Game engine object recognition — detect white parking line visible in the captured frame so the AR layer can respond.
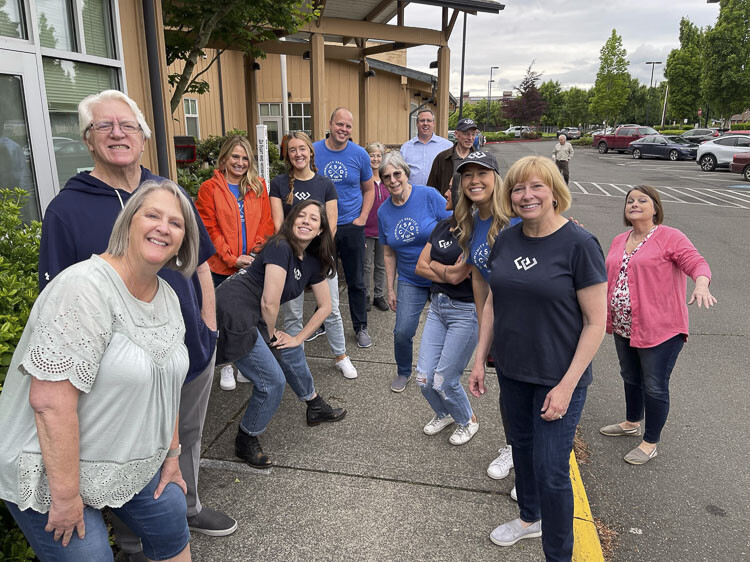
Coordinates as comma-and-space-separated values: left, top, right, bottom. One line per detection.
704, 189, 750, 208
573, 181, 588, 194
653, 187, 689, 203
608, 183, 628, 194
678, 176, 737, 182
590, 182, 610, 195
658, 186, 716, 205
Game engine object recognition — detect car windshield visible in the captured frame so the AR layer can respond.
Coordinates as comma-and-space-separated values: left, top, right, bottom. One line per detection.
639, 127, 659, 135
667, 136, 690, 145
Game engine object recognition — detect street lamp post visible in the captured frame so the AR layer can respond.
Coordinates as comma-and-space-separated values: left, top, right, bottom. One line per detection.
645, 61, 662, 126
487, 66, 498, 132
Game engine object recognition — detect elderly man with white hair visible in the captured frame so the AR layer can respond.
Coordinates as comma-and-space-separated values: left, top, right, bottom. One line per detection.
552, 134, 574, 184
38, 90, 237, 558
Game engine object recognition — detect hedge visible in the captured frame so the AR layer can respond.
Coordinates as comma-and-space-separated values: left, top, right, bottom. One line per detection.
731, 123, 750, 130
570, 136, 592, 146
655, 124, 694, 131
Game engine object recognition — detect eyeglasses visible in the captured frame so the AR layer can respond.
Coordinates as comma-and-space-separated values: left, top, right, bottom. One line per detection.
382, 170, 405, 182
88, 120, 142, 135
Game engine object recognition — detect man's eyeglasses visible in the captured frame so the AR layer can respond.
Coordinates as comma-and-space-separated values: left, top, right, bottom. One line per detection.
88, 121, 142, 135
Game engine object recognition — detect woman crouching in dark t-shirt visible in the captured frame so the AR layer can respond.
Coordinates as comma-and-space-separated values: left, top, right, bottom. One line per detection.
468, 156, 607, 560
216, 200, 346, 468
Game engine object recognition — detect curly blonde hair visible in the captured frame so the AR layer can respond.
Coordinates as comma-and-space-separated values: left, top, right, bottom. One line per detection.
454, 168, 508, 255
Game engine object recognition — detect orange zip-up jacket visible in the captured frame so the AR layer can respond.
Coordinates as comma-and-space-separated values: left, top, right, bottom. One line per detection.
196, 169, 275, 276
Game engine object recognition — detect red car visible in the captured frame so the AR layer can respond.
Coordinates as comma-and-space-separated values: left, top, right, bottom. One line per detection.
730, 152, 750, 182
593, 125, 659, 154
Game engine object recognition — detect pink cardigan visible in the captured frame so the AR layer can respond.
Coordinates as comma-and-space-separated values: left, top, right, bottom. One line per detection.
605, 225, 712, 348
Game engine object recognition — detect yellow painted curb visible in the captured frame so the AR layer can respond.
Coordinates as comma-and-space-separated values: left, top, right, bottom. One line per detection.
570, 451, 604, 562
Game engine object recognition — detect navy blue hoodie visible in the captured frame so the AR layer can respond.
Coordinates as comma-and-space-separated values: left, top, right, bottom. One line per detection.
38, 167, 217, 384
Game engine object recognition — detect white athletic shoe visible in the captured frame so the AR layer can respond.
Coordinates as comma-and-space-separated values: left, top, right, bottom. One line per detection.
423, 414, 455, 436
219, 365, 236, 391
487, 445, 514, 480
510, 486, 517, 501
236, 371, 252, 384
335, 356, 358, 379
449, 420, 479, 445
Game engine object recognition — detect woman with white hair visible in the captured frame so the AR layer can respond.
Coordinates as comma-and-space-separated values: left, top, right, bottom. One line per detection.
37, 90, 237, 552
1, 181, 199, 561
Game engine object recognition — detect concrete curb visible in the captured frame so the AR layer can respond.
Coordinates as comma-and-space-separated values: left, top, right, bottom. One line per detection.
571, 451, 605, 561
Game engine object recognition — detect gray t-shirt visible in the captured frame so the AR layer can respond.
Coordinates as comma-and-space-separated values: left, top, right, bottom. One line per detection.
0, 255, 188, 512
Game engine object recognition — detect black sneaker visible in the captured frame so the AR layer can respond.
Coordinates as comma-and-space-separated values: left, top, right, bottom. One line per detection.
235, 428, 272, 469
373, 296, 389, 311
187, 506, 238, 537
306, 324, 326, 342
306, 396, 347, 426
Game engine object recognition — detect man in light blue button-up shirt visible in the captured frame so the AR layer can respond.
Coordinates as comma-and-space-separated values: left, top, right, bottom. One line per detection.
399, 108, 452, 187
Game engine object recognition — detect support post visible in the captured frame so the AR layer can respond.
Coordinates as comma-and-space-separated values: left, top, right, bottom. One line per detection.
244, 55, 260, 146
359, 59, 370, 145
310, 33, 326, 141
436, 45, 450, 137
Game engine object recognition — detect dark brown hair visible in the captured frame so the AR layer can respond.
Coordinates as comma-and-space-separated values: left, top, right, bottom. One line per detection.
623, 185, 664, 227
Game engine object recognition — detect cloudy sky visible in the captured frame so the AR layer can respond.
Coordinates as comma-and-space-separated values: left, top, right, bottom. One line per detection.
399, 0, 720, 96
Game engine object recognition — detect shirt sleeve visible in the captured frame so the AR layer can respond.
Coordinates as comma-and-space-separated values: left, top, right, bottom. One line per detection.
263, 239, 292, 272
572, 234, 608, 290
20, 269, 114, 393
378, 208, 388, 246
359, 150, 373, 183
665, 229, 712, 281
428, 186, 452, 222
269, 176, 283, 199
322, 176, 338, 201
38, 205, 78, 292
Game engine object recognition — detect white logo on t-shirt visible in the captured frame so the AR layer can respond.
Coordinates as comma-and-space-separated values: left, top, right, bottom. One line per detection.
322, 160, 348, 182
473, 242, 489, 271
294, 267, 302, 280
394, 217, 419, 242
514, 256, 538, 271
438, 239, 453, 249
295, 191, 311, 201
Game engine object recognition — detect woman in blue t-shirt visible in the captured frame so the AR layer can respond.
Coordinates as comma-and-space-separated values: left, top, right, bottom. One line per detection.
468, 156, 607, 559
215, 201, 347, 469
377, 151, 451, 393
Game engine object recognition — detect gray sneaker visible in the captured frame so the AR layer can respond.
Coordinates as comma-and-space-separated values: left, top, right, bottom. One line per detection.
490, 518, 542, 547
390, 375, 410, 393
356, 328, 372, 348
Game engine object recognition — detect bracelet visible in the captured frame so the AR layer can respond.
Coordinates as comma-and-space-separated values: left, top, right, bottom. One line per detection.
166, 444, 182, 458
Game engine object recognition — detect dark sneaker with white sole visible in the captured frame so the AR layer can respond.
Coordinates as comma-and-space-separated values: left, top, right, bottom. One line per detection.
187, 507, 238, 537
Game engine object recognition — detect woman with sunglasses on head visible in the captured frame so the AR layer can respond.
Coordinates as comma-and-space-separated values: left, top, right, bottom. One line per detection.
216, 200, 346, 469
269, 132, 357, 380
363, 142, 390, 312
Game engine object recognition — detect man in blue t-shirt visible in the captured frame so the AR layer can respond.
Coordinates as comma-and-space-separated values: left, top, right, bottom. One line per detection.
313, 107, 375, 348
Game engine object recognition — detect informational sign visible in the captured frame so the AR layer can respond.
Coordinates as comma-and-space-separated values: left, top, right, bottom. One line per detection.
256, 124, 270, 191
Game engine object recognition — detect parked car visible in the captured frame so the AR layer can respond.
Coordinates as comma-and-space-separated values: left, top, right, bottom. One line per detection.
447, 130, 456, 142
626, 135, 698, 161
556, 127, 581, 140
503, 125, 530, 136
592, 125, 659, 153
729, 152, 750, 182
680, 128, 720, 144
696, 134, 750, 171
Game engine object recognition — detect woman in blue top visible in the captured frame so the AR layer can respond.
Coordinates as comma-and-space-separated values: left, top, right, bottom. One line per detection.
377, 151, 451, 393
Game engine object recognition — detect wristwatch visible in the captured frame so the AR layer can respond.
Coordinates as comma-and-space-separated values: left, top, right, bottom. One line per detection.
166, 444, 182, 458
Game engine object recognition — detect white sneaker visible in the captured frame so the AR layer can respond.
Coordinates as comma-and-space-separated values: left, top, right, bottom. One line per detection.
423, 414, 455, 436
220, 365, 236, 391
335, 356, 358, 379
510, 486, 517, 501
449, 420, 479, 445
487, 445, 514, 480
236, 371, 252, 384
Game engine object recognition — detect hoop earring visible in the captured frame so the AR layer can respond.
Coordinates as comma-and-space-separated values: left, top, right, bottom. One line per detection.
553, 200, 558, 209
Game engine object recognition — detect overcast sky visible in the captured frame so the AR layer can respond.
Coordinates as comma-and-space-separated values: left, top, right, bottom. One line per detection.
399, 0, 720, 96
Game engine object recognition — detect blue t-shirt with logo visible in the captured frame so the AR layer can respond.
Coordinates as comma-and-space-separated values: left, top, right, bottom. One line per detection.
227, 183, 247, 254
269, 173, 338, 218
313, 140, 373, 225
378, 184, 451, 287
466, 214, 522, 282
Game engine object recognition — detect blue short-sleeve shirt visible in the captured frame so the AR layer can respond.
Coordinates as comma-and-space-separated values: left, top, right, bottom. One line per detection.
313, 140, 373, 225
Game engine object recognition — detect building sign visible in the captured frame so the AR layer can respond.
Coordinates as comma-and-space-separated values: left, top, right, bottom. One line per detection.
256, 124, 270, 190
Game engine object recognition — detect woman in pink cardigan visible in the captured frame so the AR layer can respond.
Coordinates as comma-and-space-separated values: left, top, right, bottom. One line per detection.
599, 185, 716, 465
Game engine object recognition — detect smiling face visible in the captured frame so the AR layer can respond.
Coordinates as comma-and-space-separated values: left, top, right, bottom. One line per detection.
460, 163, 495, 207
222, 144, 249, 184
369, 149, 383, 172
129, 190, 185, 269
287, 138, 311, 173
381, 163, 409, 199
292, 203, 323, 244
85, 100, 145, 170
329, 109, 353, 148
416, 111, 435, 140
510, 175, 556, 222
624, 190, 656, 225
455, 128, 477, 150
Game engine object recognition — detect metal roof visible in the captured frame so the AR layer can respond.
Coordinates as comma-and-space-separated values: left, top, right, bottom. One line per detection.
320, 0, 503, 25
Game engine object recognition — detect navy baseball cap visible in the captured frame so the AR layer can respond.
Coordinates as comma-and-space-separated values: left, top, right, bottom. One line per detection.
456, 118, 479, 132
456, 151, 499, 174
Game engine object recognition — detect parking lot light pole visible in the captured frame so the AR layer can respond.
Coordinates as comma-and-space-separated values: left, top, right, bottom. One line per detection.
487, 66, 498, 132
645, 61, 662, 125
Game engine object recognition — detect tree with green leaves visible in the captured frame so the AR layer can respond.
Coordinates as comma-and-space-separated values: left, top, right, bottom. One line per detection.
163, 0, 317, 114
665, 18, 704, 124
561, 87, 592, 127
589, 29, 631, 125
701, 0, 750, 122
539, 80, 564, 127
504, 62, 547, 126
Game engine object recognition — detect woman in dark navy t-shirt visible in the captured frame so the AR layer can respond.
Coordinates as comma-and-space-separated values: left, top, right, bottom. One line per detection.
468, 156, 607, 560
216, 201, 346, 469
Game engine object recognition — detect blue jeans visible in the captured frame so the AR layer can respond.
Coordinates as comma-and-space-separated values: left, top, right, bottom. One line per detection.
613, 333, 684, 444
281, 273, 347, 356
499, 373, 587, 562
416, 293, 478, 426
236, 330, 316, 436
393, 282, 430, 378
7, 469, 188, 561
335, 222, 367, 332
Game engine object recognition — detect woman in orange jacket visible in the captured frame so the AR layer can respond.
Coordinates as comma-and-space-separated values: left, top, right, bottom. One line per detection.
196, 135, 274, 390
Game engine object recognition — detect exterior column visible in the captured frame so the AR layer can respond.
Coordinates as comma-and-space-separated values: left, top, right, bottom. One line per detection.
244, 55, 260, 146
436, 45, 450, 137
359, 58, 370, 145
310, 33, 326, 141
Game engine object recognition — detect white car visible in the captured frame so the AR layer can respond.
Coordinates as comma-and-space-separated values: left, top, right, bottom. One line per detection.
503, 126, 530, 136
696, 134, 750, 171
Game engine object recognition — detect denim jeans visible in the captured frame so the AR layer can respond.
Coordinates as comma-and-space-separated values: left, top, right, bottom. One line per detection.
613, 333, 684, 444
364, 236, 385, 300
7, 469, 189, 561
281, 273, 347, 356
416, 293, 478, 426
335, 222, 368, 332
393, 282, 431, 378
499, 373, 587, 562
236, 330, 316, 435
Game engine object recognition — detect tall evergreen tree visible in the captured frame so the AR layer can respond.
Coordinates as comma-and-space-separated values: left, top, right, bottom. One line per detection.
589, 29, 631, 125
665, 18, 704, 124
540, 80, 564, 127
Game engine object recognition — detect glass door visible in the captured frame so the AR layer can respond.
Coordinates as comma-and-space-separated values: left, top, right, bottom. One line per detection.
260, 116, 281, 147
0, 52, 55, 220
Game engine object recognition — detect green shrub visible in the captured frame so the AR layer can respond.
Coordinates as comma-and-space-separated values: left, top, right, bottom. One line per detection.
658, 130, 686, 136
731, 122, 750, 130
521, 131, 540, 140
484, 132, 515, 142
570, 136, 592, 146
176, 167, 214, 199
0, 501, 34, 560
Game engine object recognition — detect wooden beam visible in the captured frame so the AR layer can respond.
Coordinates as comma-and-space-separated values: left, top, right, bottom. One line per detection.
244, 55, 260, 147
365, 0, 392, 22
445, 9, 459, 39
309, 33, 326, 142
359, 59, 369, 144
397, 1, 406, 26
253, 40, 362, 60
361, 41, 407, 57
436, 45, 450, 137
442, 7, 448, 30
301, 16, 445, 46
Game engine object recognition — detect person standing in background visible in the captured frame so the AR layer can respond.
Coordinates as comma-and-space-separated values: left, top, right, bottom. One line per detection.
400, 108, 452, 187
427, 118, 479, 197
364, 142, 390, 312
552, 134, 574, 185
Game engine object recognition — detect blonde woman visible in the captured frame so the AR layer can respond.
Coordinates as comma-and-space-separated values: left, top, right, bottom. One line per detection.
196, 135, 274, 390
269, 132, 357, 380
364, 142, 389, 312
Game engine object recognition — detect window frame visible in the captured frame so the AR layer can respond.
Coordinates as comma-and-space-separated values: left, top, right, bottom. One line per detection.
183, 97, 200, 140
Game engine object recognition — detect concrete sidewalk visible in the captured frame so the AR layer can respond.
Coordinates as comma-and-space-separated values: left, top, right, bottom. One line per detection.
190, 291, 599, 561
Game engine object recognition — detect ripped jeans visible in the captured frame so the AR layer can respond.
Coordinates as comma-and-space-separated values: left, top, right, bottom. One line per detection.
415, 292, 478, 426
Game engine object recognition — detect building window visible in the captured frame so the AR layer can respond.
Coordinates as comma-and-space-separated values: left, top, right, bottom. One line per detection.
82, 0, 115, 58
260, 102, 311, 136
0, 0, 27, 39
37, 0, 76, 51
184, 98, 199, 139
